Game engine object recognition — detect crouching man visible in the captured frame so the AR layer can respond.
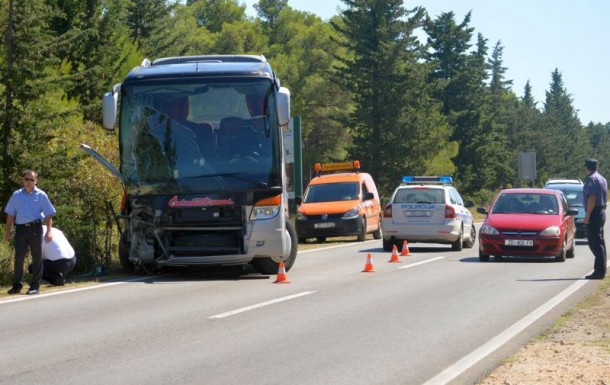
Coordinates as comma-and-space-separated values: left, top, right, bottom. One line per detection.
29, 226, 76, 286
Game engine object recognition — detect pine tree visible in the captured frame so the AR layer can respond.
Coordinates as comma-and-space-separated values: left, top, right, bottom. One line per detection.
333, 0, 452, 193
47, 0, 139, 123
127, 0, 183, 56
254, 0, 288, 44
188, 0, 246, 33
542, 68, 590, 178
424, 12, 490, 192
489, 40, 512, 94
0, 0, 61, 203
521, 80, 536, 108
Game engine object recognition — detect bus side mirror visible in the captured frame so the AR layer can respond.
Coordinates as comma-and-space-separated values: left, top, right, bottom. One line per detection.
102, 84, 121, 130
276, 86, 290, 126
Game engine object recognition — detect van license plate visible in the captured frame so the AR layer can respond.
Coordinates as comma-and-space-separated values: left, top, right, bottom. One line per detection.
315, 222, 335, 229
505, 239, 533, 246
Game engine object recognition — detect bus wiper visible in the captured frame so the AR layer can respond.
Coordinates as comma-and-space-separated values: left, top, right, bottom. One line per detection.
185, 172, 270, 188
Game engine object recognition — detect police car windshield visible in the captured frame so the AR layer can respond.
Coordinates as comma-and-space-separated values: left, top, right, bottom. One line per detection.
304, 182, 360, 203
393, 189, 445, 204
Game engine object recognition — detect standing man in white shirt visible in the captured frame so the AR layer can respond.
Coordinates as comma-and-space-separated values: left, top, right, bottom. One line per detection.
28, 226, 76, 286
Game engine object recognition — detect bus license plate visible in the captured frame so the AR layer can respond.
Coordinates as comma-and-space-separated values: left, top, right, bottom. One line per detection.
505, 239, 533, 246
315, 222, 335, 229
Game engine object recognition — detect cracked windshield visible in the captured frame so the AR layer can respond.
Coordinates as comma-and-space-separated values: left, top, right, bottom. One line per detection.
119, 78, 281, 194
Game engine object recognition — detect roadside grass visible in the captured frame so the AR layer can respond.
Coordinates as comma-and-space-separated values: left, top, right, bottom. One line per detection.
535, 278, 610, 347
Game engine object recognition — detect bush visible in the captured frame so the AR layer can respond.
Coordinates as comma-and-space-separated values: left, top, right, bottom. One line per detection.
0, 241, 14, 287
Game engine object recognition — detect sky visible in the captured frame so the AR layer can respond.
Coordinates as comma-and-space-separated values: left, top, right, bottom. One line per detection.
241, 0, 609, 124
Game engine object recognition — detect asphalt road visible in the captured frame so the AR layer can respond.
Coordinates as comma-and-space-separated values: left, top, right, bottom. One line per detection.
0, 225, 605, 385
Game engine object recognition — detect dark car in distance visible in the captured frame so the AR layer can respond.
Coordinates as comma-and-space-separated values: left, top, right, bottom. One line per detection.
544, 182, 586, 242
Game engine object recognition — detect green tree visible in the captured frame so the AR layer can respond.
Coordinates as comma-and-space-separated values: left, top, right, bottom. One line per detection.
542, 69, 590, 179
188, 0, 246, 33
0, 0, 59, 203
489, 40, 512, 94
424, 12, 492, 193
586, 122, 610, 168
163, 3, 215, 56
51, 0, 138, 122
521, 80, 536, 108
127, 0, 183, 56
505, 81, 545, 186
213, 19, 268, 53
266, 10, 350, 182
332, 0, 452, 194
481, 40, 518, 188
254, 0, 288, 44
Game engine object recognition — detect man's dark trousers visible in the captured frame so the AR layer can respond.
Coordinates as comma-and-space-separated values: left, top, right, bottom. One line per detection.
587, 207, 607, 276
14, 225, 43, 289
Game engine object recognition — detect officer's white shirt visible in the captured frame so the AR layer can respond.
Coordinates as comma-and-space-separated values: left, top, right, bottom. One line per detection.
42, 226, 75, 261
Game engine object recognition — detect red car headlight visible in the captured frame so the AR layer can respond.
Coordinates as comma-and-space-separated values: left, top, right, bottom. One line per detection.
480, 225, 499, 235
540, 226, 560, 237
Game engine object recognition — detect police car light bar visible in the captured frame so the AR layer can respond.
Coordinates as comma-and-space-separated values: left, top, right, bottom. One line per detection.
402, 176, 453, 184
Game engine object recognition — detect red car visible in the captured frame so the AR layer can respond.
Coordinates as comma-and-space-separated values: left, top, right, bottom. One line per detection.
477, 188, 578, 262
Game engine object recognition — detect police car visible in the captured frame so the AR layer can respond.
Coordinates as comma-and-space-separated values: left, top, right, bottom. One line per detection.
381, 176, 475, 251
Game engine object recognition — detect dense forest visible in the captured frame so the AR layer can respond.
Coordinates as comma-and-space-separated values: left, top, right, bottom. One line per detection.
1, 0, 609, 280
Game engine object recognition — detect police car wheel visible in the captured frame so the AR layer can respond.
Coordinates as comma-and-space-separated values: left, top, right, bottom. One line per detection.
451, 227, 463, 251
382, 238, 393, 252
464, 226, 476, 248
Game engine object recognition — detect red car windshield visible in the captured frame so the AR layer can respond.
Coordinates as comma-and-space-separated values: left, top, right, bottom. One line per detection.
493, 193, 558, 214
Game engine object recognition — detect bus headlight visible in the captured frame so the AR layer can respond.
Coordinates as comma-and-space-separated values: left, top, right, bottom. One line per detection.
250, 205, 280, 220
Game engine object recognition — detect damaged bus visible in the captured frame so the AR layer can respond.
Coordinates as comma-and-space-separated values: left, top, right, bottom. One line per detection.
82, 55, 297, 274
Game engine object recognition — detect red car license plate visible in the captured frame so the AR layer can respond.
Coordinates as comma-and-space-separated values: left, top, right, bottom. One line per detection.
505, 239, 533, 246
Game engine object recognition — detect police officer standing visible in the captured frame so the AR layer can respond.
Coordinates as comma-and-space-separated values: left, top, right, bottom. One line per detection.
583, 158, 607, 280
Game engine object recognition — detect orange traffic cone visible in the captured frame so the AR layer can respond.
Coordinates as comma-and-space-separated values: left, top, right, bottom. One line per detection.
388, 244, 402, 263
400, 240, 411, 256
362, 253, 376, 272
274, 261, 290, 283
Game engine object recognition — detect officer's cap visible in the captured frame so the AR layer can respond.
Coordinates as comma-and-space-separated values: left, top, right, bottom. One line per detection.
584, 158, 598, 170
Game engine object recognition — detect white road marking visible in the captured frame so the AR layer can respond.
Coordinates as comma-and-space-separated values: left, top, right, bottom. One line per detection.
209, 291, 316, 319
398, 256, 446, 269
0, 276, 152, 305
298, 239, 379, 254
421, 277, 592, 385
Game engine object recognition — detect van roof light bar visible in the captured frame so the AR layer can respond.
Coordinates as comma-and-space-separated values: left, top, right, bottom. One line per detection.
315, 160, 360, 177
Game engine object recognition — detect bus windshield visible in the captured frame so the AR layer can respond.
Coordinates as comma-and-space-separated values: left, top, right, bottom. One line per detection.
119, 78, 281, 194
